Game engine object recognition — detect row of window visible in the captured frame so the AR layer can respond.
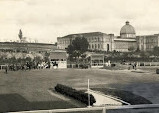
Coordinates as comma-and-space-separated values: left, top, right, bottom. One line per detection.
89, 44, 103, 49
58, 40, 70, 44
146, 45, 154, 49
121, 34, 135, 38
87, 37, 103, 42
58, 36, 106, 44
140, 37, 158, 43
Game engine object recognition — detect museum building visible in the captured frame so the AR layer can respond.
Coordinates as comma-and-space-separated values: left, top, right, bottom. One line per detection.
57, 21, 137, 52
57, 21, 159, 52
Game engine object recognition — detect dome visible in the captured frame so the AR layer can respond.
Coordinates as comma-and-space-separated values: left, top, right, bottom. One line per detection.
120, 21, 136, 38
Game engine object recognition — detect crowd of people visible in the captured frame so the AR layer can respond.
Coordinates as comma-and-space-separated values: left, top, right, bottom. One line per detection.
3, 61, 50, 74
128, 62, 137, 70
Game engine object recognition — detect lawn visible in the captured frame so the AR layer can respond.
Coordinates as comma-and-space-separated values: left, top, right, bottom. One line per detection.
0, 68, 159, 112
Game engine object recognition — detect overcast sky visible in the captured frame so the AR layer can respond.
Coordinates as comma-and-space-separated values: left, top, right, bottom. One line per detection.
0, 0, 159, 43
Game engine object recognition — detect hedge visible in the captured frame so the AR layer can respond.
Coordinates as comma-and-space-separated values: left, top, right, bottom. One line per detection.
55, 84, 96, 106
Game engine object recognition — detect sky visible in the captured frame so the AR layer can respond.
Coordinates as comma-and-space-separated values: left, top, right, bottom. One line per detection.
0, 0, 159, 43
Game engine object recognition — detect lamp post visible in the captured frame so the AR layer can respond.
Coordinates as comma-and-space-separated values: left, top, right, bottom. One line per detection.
87, 79, 91, 107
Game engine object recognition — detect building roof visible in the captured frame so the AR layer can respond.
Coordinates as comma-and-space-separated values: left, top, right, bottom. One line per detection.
114, 38, 136, 42
50, 51, 67, 59
60, 32, 107, 39
120, 21, 136, 34
137, 34, 159, 37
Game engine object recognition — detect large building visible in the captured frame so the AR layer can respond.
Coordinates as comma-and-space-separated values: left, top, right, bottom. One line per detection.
0, 29, 56, 53
57, 21, 159, 52
137, 34, 159, 51
0, 42, 56, 53
57, 21, 138, 52
57, 32, 114, 51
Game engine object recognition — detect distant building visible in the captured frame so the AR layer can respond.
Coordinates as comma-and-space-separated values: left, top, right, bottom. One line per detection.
0, 42, 56, 53
57, 21, 138, 52
49, 50, 67, 68
137, 34, 159, 51
57, 32, 114, 51
114, 21, 137, 52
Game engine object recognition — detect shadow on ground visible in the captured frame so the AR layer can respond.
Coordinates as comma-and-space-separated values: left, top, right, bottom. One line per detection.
0, 93, 76, 113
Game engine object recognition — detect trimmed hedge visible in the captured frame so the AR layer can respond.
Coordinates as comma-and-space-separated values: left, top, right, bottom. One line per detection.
55, 84, 96, 106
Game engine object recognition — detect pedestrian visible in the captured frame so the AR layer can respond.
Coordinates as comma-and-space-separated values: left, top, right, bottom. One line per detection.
134, 62, 137, 70
5, 66, 8, 74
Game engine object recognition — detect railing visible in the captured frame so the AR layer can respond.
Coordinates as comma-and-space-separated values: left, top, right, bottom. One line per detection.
8, 104, 159, 113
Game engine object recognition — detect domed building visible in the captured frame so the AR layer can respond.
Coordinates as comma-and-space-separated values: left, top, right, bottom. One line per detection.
120, 21, 136, 39
112, 21, 137, 52
57, 21, 138, 52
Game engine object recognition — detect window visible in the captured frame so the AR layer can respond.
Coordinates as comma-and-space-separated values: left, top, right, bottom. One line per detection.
89, 44, 91, 49
107, 44, 109, 51
95, 44, 97, 49
98, 44, 100, 49
92, 44, 94, 49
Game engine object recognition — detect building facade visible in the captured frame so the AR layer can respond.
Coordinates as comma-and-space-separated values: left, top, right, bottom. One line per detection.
137, 34, 159, 51
49, 50, 67, 69
0, 42, 56, 53
57, 32, 114, 51
57, 21, 159, 52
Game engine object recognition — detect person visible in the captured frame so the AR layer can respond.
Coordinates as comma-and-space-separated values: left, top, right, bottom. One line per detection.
132, 63, 134, 69
5, 66, 8, 74
128, 62, 131, 70
134, 62, 137, 70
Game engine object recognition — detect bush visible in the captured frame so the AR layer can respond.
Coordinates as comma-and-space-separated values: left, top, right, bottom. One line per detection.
111, 63, 116, 67
55, 84, 96, 106
156, 69, 159, 74
140, 63, 144, 66
80, 64, 88, 69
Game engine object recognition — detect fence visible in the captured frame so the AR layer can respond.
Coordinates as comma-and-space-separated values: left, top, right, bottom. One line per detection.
0, 65, 7, 70
137, 62, 159, 66
9, 104, 159, 113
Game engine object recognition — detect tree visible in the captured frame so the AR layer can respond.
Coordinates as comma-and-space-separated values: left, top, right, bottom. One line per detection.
153, 46, 159, 56
44, 52, 50, 62
128, 46, 135, 52
18, 29, 23, 40
54, 42, 57, 46
67, 37, 89, 62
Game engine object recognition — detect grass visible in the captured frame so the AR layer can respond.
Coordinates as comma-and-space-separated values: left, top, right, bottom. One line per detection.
92, 88, 152, 105
0, 68, 159, 112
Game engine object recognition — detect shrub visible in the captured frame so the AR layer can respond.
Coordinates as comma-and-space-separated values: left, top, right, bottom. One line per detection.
55, 84, 96, 106
140, 63, 144, 66
79, 64, 88, 69
111, 63, 116, 67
